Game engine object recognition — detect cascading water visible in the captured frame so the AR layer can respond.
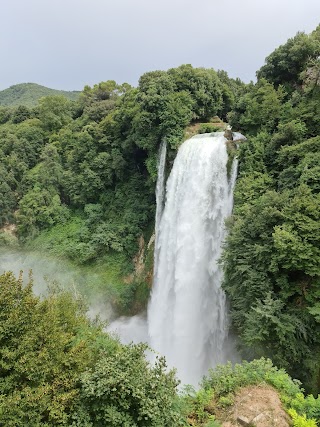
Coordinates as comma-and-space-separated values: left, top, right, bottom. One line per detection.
107, 140, 167, 345
148, 132, 237, 386
154, 140, 167, 246
108, 131, 239, 384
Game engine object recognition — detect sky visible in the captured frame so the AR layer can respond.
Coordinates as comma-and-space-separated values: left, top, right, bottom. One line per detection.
1, 0, 319, 91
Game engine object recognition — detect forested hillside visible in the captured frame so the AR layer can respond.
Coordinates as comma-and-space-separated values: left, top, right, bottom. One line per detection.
223, 26, 320, 393
0, 83, 80, 107
0, 69, 243, 312
0, 25, 320, 426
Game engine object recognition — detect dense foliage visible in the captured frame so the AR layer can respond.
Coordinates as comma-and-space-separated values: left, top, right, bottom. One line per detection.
1, 272, 320, 426
0, 272, 179, 426
0, 66, 242, 316
0, 66, 241, 267
223, 25, 320, 393
1, 23, 320, 416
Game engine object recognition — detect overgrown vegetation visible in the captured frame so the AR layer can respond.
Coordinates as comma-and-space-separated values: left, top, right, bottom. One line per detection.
223, 25, 320, 393
0, 272, 180, 426
0, 23, 320, 424
1, 272, 319, 426
0, 66, 242, 313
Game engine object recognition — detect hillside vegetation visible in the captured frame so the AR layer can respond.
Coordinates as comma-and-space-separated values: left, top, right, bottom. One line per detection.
1, 271, 319, 426
0, 70, 243, 314
0, 83, 80, 107
0, 25, 319, 425
223, 25, 320, 393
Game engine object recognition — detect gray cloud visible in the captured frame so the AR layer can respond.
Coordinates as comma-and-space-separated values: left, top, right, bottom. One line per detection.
1, 0, 319, 90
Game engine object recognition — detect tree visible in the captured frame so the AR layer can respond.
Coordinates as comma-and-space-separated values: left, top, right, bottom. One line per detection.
0, 272, 97, 425
257, 31, 320, 89
77, 344, 179, 427
168, 64, 223, 120
17, 186, 69, 236
0, 164, 17, 226
230, 79, 285, 134
0, 272, 180, 426
38, 96, 73, 132
11, 105, 32, 124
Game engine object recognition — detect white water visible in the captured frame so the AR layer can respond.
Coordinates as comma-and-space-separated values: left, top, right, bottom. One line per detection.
148, 132, 237, 385
155, 140, 167, 235
109, 132, 238, 385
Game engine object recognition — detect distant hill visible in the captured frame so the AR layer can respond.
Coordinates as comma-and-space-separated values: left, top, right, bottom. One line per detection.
0, 83, 80, 107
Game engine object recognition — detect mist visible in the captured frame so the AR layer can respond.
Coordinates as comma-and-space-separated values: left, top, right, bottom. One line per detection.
0, 247, 113, 322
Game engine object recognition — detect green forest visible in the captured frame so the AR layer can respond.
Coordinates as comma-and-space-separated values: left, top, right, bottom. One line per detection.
0, 25, 319, 426
0, 83, 80, 107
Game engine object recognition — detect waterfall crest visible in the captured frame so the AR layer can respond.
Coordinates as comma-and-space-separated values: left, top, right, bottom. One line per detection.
148, 132, 237, 385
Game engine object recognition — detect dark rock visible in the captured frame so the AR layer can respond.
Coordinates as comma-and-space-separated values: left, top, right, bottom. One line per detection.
224, 125, 233, 140
237, 415, 251, 426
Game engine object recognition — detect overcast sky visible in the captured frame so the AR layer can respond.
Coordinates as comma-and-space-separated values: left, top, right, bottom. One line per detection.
1, 0, 319, 91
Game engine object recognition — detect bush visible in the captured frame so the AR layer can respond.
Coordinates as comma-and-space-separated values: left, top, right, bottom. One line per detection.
77, 344, 180, 427
198, 123, 220, 134
288, 409, 317, 427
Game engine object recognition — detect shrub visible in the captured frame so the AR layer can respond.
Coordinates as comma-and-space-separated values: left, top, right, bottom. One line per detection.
198, 123, 220, 134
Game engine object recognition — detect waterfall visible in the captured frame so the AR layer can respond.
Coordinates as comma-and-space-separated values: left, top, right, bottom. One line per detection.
148, 132, 237, 386
106, 141, 167, 347
155, 140, 167, 243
